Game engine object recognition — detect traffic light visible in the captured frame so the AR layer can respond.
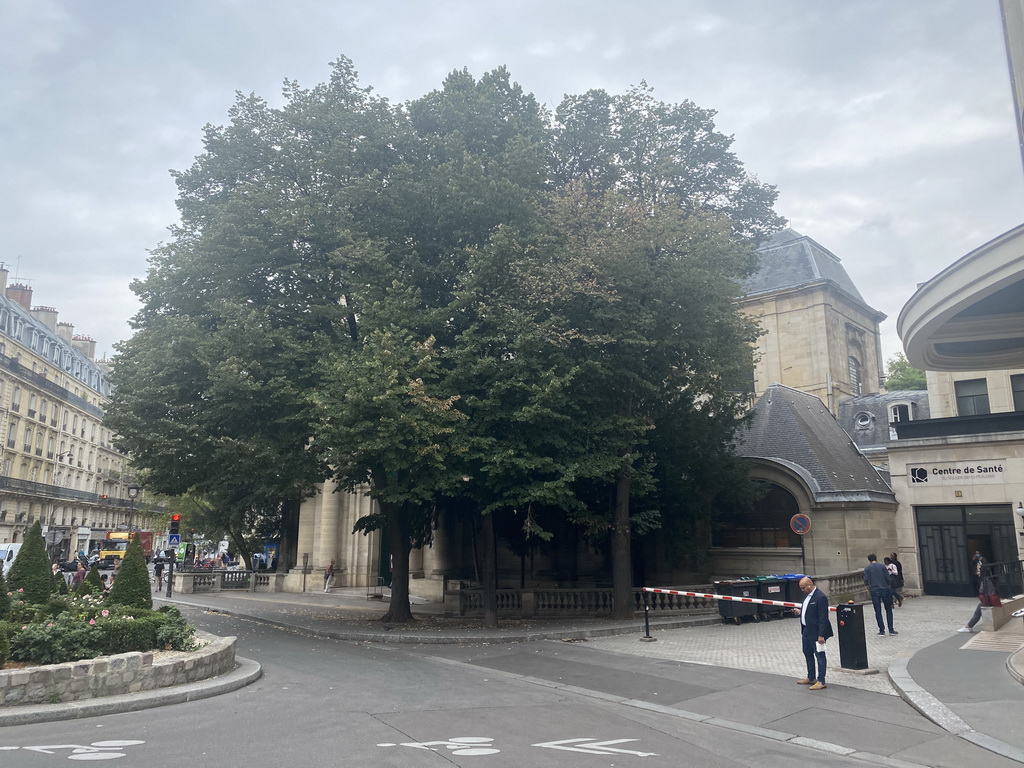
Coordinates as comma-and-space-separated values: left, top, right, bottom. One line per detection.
169, 514, 180, 537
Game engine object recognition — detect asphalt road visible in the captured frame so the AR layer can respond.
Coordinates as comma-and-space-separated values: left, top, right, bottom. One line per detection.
0, 607, 1016, 767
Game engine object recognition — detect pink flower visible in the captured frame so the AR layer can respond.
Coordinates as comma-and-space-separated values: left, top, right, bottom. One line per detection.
89, 619, 96, 625
47, 623, 54, 628
101, 610, 109, 618
17, 588, 23, 593
20, 625, 26, 630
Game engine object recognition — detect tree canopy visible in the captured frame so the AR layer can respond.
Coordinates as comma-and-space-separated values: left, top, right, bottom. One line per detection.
885, 353, 927, 390
108, 56, 782, 622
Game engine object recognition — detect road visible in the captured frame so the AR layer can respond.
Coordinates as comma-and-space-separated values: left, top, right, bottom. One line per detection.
0, 606, 1016, 766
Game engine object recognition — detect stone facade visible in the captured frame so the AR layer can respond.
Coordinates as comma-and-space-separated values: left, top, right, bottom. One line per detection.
0, 632, 235, 707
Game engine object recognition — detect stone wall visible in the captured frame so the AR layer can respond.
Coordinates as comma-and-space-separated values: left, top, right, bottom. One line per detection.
0, 631, 235, 707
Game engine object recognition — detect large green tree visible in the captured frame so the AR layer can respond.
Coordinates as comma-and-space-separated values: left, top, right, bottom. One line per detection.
886, 353, 927, 390
106, 57, 407, 571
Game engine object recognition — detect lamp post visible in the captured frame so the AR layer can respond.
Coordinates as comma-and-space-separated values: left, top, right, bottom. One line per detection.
126, 483, 140, 533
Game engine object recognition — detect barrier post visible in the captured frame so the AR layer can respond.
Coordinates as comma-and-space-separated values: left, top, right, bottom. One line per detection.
640, 589, 656, 642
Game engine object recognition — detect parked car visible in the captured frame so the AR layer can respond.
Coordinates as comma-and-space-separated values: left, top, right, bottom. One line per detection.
0, 542, 22, 576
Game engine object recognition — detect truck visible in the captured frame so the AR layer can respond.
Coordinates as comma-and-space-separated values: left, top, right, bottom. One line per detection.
99, 531, 155, 565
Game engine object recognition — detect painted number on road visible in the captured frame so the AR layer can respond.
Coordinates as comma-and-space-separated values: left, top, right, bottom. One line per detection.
0, 740, 145, 760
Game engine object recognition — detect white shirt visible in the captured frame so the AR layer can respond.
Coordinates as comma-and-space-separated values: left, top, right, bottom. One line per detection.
801, 588, 815, 626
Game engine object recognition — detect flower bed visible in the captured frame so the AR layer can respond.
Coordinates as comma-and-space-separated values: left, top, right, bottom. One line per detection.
0, 593, 197, 668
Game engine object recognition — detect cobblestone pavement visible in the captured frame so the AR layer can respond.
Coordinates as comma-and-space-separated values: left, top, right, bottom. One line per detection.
586, 595, 998, 695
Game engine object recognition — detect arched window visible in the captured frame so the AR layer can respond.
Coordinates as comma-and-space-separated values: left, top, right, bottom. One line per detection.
848, 356, 862, 395
713, 483, 802, 548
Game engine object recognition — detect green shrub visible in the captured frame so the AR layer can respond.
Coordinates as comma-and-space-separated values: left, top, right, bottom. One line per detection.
107, 533, 152, 611
6, 522, 54, 604
54, 572, 69, 595
97, 615, 162, 655
0, 621, 14, 666
155, 606, 198, 651
76, 566, 104, 597
0, 569, 10, 619
9, 612, 101, 664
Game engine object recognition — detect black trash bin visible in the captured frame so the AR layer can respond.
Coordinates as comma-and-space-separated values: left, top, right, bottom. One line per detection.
715, 579, 759, 624
777, 574, 807, 604
836, 602, 868, 670
753, 576, 786, 620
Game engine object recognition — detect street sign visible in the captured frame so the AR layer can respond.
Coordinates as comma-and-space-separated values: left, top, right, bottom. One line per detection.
790, 513, 812, 535
168, 534, 181, 545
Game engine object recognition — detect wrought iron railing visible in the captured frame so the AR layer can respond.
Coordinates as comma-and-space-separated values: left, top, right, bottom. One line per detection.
983, 559, 1024, 599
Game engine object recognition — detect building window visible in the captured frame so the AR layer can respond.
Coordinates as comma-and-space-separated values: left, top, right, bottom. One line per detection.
1012, 374, 1024, 412
955, 378, 990, 416
11, 387, 21, 412
854, 411, 873, 430
890, 403, 912, 423
848, 356, 862, 395
712, 483, 802, 548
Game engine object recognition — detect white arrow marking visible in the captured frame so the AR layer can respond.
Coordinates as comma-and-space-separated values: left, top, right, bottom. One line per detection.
532, 738, 658, 756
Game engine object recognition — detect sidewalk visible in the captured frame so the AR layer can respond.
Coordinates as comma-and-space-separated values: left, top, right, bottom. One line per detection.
160, 587, 1024, 762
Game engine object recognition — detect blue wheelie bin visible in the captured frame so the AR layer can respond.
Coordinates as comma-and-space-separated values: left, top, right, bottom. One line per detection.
714, 579, 759, 624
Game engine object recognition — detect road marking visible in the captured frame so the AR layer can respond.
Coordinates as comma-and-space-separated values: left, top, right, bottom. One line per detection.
0, 740, 145, 760
377, 737, 499, 755
533, 738, 658, 756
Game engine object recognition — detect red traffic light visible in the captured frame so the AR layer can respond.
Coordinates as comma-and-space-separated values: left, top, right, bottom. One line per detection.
171, 514, 181, 521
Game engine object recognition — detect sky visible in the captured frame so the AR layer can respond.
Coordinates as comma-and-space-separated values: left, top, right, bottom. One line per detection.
2, 0, 1023, 364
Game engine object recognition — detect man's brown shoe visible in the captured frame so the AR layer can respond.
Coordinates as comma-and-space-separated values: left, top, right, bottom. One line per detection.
808, 682, 827, 690
796, 678, 814, 685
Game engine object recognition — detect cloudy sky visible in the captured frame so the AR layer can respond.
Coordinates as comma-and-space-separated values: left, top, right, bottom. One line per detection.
3, 0, 1022, 363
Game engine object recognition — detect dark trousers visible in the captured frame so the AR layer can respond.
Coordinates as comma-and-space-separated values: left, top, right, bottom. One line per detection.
801, 627, 827, 683
870, 587, 894, 632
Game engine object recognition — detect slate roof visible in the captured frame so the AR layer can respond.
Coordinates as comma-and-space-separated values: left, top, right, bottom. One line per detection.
735, 384, 895, 504
837, 390, 931, 452
743, 228, 870, 307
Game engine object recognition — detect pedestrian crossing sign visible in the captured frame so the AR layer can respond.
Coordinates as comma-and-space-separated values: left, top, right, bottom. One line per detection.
168, 534, 181, 545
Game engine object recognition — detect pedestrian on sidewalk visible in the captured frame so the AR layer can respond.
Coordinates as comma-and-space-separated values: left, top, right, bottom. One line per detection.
154, 557, 165, 591
884, 556, 904, 607
793, 576, 833, 690
324, 560, 335, 593
864, 553, 897, 636
959, 566, 1000, 633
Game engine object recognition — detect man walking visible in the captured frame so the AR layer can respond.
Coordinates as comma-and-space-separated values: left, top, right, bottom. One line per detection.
864, 553, 897, 636
794, 576, 833, 690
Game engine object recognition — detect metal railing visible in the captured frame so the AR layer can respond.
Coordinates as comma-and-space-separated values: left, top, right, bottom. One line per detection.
983, 559, 1024, 599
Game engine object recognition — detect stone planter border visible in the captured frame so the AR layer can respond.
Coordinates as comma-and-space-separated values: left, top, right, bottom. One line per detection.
0, 631, 236, 708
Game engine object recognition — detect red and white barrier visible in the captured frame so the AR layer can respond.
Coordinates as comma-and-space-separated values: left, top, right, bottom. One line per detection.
642, 586, 838, 612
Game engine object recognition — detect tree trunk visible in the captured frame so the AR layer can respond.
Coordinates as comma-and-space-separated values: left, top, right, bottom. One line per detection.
379, 504, 415, 623
611, 470, 634, 619
481, 511, 498, 628
279, 497, 300, 572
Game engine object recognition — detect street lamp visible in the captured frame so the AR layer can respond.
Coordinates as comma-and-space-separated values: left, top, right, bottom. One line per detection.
126, 483, 140, 532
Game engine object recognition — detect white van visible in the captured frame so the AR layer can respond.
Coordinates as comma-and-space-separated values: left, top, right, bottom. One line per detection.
0, 542, 22, 576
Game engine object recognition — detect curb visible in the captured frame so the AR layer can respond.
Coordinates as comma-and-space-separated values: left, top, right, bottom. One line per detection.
888, 654, 1024, 764
176, 598, 724, 644
0, 656, 262, 727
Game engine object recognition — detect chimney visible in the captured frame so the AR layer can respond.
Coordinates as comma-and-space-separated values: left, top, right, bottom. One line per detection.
0, 264, 8, 292
6, 283, 32, 311
31, 306, 58, 331
56, 321, 74, 343
72, 335, 96, 361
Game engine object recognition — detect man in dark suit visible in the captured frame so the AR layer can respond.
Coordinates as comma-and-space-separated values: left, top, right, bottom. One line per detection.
794, 576, 833, 690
